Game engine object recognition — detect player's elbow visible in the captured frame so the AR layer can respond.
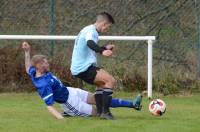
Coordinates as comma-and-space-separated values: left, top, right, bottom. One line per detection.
47, 105, 53, 110
25, 69, 29, 74
25, 66, 30, 74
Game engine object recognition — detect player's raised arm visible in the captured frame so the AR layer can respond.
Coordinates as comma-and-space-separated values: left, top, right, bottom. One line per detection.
47, 106, 64, 120
22, 42, 31, 73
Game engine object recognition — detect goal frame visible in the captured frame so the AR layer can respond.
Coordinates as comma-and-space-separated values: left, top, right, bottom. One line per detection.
0, 35, 156, 98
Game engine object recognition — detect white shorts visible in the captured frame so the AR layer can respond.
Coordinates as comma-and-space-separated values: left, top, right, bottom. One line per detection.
60, 87, 93, 117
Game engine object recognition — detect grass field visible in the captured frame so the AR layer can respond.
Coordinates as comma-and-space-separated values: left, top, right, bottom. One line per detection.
0, 92, 199, 132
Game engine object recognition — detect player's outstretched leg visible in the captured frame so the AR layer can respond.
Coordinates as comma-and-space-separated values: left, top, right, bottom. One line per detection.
132, 94, 142, 111
110, 94, 142, 111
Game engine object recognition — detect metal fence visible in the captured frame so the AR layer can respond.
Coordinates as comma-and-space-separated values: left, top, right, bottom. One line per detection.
0, 0, 199, 93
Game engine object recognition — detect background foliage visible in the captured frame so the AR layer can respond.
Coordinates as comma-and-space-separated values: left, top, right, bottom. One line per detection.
0, 0, 200, 94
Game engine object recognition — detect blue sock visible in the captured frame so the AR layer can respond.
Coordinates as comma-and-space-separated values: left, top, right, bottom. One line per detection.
110, 98, 133, 108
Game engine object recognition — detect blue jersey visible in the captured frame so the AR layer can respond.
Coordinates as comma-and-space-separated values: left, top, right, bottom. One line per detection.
70, 25, 99, 75
28, 66, 69, 106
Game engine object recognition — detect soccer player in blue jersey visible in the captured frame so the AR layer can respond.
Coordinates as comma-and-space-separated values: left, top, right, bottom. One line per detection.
22, 42, 142, 120
71, 12, 142, 120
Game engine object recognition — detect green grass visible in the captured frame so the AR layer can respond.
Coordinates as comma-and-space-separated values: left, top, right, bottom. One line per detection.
0, 92, 200, 132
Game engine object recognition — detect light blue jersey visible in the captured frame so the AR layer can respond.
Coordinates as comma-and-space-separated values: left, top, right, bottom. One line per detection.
70, 25, 99, 75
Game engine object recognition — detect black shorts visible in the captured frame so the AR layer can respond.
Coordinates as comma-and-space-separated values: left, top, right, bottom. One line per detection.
75, 65, 100, 85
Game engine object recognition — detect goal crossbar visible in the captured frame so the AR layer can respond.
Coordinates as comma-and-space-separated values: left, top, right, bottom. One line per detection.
0, 35, 155, 98
0, 35, 155, 41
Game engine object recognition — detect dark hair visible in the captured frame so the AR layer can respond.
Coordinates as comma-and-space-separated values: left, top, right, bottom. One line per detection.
98, 12, 115, 24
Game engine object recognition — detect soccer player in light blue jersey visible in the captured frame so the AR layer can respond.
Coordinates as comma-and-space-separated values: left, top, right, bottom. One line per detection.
71, 12, 142, 120
22, 42, 142, 120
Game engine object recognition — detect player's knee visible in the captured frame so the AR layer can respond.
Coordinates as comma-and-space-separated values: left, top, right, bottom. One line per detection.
111, 77, 117, 87
106, 76, 116, 88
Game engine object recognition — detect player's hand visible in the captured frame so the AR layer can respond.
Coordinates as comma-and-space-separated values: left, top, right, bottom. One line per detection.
105, 44, 115, 50
22, 42, 30, 52
102, 50, 113, 57
57, 116, 64, 120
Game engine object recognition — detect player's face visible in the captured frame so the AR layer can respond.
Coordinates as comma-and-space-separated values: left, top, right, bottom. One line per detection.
36, 59, 49, 73
100, 21, 111, 33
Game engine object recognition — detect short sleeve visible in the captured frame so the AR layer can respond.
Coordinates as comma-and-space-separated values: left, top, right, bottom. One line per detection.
37, 85, 55, 106
28, 66, 36, 77
85, 31, 98, 43
43, 93, 54, 106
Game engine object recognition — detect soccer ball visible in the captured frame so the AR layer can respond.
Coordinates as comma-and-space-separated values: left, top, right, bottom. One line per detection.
149, 99, 166, 116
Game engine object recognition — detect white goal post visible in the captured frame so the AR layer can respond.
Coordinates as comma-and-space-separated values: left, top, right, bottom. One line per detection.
0, 35, 156, 98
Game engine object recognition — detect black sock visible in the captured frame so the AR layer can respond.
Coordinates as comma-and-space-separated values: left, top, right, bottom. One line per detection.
102, 88, 113, 114
94, 89, 103, 115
